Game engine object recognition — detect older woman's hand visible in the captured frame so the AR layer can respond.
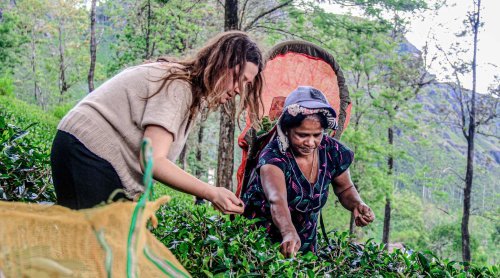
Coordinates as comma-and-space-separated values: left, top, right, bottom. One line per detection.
280, 231, 301, 258
353, 202, 375, 227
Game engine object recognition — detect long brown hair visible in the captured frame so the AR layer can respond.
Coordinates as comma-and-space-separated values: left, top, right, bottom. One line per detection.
153, 31, 264, 127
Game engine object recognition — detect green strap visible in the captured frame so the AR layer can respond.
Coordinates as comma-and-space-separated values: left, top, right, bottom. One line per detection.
126, 139, 155, 277
125, 139, 190, 277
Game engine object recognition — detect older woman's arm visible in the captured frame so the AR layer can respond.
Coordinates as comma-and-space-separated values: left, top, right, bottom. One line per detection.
260, 164, 301, 257
333, 169, 375, 226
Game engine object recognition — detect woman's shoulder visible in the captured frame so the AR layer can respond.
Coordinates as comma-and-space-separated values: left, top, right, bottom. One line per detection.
259, 136, 285, 159
123, 62, 186, 80
257, 136, 290, 171
126, 62, 191, 96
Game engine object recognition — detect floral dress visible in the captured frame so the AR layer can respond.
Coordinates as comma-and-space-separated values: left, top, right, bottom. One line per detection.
241, 135, 354, 253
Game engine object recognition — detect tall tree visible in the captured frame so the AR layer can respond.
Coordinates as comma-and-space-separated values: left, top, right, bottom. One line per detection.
368, 3, 432, 248
47, 0, 87, 102
461, 0, 480, 262
13, 0, 50, 107
378, 43, 433, 248
105, 0, 213, 74
6, 0, 88, 106
88, 0, 97, 93
195, 109, 210, 204
216, 0, 239, 190
436, 0, 497, 262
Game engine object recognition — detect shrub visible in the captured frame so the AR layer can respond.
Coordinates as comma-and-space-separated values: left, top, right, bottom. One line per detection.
0, 96, 58, 202
0, 73, 15, 97
153, 195, 498, 277
0, 112, 55, 201
51, 102, 76, 119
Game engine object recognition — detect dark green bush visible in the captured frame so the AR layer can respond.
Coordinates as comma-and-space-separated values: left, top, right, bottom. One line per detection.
0, 96, 59, 142
0, 96, 58, 202
0, 112, 55, 201
153, 196, 499, 277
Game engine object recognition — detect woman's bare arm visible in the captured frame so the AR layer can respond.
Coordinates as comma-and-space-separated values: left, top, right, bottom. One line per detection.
333, 169, 375, 226
260, 164, 301, 257
142, 125, 243, 214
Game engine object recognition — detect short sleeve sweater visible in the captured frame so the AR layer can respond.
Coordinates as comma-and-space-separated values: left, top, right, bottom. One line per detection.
57, 62, 193, 198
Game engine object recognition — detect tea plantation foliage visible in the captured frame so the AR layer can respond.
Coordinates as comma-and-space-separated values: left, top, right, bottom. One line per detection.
152, 189, 498, 277
0, 96, 58, 202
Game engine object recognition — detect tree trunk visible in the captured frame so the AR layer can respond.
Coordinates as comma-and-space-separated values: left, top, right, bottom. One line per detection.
382, 126, 394, 249
144, 0, 152, 59
387, 127, 394, 175
57, 23, 68, 103
382, 196, 391, 248
224, 0, 238, 30
29, 27, 41, 106
461, 0, 481, 263
178, 144, 188, 170
194, 122, 206, 204
216, 0, 238, 190
195, 123, 205, 179
462, 119, 474, 263
217, 104, 236, 190
195, 110, 209, 203
87, 0, 97, 93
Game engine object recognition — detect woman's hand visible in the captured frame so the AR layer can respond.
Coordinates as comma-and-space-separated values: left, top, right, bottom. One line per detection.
280, 230, 301, 258
333, 170, 374, 227
353, 202, 375, 227
208, 186, 245, 215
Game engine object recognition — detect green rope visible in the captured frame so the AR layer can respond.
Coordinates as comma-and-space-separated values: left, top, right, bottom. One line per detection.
126, 139, 154, 277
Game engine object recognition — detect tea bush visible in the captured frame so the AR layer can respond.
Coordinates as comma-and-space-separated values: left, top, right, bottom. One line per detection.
152, 192, 498, 277
0, 96, 57, 202
51, 102, 76, 120
0, 96, 59, 142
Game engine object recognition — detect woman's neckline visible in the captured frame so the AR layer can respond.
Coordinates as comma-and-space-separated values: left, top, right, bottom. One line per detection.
290, 148, 320, 185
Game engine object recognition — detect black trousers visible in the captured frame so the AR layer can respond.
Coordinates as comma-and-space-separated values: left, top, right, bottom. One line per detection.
50, 130, 130, 209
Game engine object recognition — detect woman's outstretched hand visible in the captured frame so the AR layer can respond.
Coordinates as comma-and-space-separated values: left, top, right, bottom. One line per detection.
353, 202, 375, 227
280, 231, 301, 258
208, 187, 245, 215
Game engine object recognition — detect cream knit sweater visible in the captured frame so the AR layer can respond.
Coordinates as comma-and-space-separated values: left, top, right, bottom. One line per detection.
58, 62, 193, 198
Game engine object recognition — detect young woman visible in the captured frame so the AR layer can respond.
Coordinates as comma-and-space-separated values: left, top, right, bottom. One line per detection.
51, 31, 264, 213
241, 86, 375, 257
